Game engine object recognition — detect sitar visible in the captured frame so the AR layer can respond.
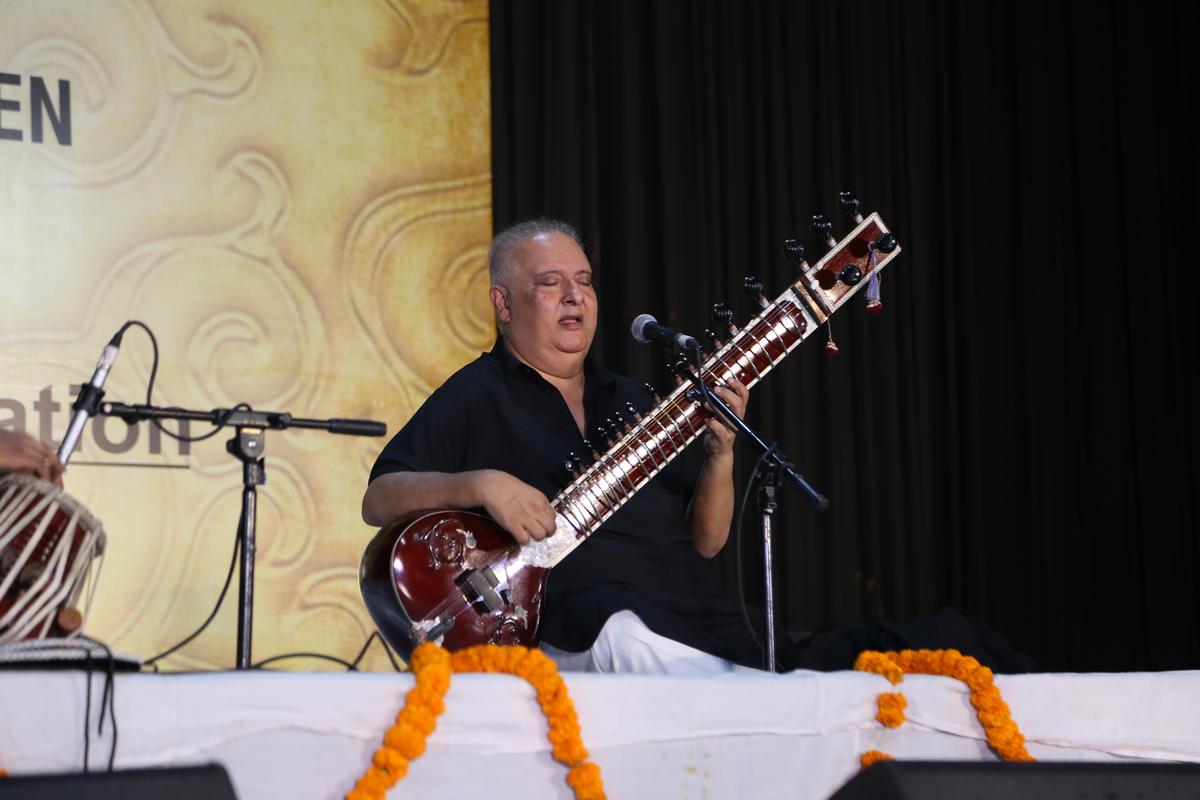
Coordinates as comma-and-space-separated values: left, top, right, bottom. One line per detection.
360, 204, 901, 661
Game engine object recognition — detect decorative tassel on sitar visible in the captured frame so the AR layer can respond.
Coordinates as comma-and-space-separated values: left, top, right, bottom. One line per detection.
824, 321, 839, 357
865, 239, 883, 314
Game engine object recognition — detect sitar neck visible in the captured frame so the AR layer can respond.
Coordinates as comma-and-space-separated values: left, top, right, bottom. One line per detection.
551, 294, 816, 537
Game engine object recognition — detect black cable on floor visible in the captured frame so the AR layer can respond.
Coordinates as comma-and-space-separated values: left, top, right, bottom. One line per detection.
143, 509, 243, 669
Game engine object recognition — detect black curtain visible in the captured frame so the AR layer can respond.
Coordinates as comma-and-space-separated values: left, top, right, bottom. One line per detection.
489, 0, 1199, 672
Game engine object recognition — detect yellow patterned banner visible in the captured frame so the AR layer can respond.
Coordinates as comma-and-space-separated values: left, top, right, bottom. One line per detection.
0, 0, 493, 670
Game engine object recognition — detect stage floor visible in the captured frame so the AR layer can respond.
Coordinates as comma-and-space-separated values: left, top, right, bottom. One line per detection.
1, 667, 1198, 798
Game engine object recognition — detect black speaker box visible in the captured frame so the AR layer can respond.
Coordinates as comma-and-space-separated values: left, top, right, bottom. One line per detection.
830, 760, 1200, 799
0, 764, 237, 799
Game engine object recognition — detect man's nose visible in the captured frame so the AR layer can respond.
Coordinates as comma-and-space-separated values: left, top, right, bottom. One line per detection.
563, 280, 583, 302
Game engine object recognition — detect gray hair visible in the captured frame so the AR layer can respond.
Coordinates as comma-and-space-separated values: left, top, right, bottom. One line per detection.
487, 218, 583, 287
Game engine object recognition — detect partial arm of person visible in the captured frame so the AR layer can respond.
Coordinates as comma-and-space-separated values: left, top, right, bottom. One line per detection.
0, 430, 64, 487
686, 379, 749, 558
362, 468, 557, 545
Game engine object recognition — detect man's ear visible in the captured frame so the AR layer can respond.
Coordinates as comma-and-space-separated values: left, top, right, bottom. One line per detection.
489, 285, 511, 324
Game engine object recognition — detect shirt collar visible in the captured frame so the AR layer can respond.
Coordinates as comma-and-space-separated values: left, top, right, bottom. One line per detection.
487, 338, 616, 391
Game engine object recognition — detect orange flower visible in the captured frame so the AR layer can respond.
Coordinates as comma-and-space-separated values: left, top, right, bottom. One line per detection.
372, 746, 405, 773
348, 765, 393, 799
381, 724, 426, 760
567, 762, 606, 800
875, 692, 907, 728
854, 651, 903, 685
349, 642, 606, 800
860, 750, 894, 768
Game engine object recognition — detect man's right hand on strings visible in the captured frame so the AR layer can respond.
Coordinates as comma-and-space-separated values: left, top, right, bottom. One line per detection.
473, 469, 557, 545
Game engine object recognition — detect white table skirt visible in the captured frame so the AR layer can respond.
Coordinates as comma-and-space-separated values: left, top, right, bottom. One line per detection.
1, 668, 1197, 799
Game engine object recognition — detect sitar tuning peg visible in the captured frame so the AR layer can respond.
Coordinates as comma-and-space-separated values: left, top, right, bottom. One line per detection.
710, 302, 737, 336
705, 328, 723, 349
624, 401, 642, 421
562, 452, 581, 479
642, 382, 662, 405
667, 353, 692, 384
810, 214, 836, 250
783, 238, 809, 270
582, 438, 600, 461
837, 264, 863, 287
871, 232, 898, 253
839, 192, 864, 225
742, 276, 768, 310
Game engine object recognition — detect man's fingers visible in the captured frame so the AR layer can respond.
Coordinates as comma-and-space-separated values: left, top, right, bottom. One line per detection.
706, 417, 735, 440
37, 447, 65, 487
706, 396, 740, 431
16, 450, 56, 482
497, 496, 556, 544
524, 516, 555, 542
530, 503, 557, 539
712, 383, 747, 415
482, 472, 558, 544
20, 437, 65, 482
707, 415, 732, 432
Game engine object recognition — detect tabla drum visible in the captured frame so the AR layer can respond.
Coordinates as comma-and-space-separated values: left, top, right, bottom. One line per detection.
0, 473, 106, 642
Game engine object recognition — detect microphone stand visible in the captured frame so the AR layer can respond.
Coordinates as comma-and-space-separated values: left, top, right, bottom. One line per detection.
756, 460, 784, 672
681, 346, 828, 672
100, 401, 386, 670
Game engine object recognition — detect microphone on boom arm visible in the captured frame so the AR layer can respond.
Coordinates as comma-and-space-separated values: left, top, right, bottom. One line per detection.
630, 314, 701, 351
57, 327, 126, 465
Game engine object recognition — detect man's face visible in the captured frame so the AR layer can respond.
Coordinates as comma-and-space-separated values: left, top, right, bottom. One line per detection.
492, 232, 597, 369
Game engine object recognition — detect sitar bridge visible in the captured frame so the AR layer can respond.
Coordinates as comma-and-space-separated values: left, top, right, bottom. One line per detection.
459, 566, 511, 613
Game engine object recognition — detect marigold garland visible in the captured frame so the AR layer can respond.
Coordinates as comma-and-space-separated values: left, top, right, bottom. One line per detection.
348, 642, 605, 800
860, 750, 894, 768
874, 692, 907, 728
853, 648, 1035, 767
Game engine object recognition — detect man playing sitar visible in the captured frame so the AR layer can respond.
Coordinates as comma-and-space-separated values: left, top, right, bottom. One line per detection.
361, 218, 776, 672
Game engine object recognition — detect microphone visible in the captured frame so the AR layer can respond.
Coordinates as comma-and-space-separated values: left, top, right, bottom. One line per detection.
631, 314, 701, 350
57, 328, 125, 465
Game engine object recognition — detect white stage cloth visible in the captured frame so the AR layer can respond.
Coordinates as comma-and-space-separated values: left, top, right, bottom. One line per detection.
1, 668, 1198, 799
